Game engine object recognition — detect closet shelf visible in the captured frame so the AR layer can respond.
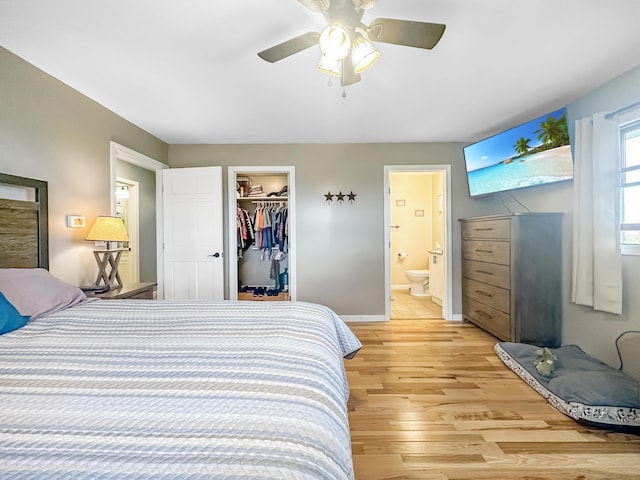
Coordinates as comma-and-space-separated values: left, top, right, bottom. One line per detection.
237, 196, 288, 201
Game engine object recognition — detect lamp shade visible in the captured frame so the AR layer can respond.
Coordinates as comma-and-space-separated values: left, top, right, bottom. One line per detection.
317, 55, 343, 77
351, 34, 380, 73
86, 216, 129, 242
319, 25, 351, 60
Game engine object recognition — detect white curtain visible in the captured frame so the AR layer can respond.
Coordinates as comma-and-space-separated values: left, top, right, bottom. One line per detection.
571, 113, 622, 315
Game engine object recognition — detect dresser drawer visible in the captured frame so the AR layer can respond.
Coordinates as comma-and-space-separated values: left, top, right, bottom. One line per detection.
463, 278, 510, 313
463, 297, 511, 341
463, 240, 510, 265
463, 259, 510, 290
462, 218, 510, 239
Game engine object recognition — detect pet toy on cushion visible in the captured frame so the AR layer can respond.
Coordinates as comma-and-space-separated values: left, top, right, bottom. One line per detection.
534, 347, 557, 377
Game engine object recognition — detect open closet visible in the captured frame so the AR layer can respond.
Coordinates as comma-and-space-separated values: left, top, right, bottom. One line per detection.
228, 166, 295, 301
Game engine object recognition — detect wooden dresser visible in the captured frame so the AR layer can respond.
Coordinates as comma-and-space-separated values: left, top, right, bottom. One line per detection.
460, 213, 562, 346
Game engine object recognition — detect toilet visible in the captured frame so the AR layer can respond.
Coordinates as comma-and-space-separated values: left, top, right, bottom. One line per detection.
405, 269, 430, 297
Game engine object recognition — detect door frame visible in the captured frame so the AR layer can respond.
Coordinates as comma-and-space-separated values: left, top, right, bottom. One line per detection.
227, 166, 296, 301
383, 165, 453, 321
110, 141, 168, 295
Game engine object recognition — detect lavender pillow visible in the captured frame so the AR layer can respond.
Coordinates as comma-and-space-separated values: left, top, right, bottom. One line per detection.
0, 268, 89, 319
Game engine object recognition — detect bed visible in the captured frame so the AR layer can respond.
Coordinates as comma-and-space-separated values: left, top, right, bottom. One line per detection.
0, 173, 361, 479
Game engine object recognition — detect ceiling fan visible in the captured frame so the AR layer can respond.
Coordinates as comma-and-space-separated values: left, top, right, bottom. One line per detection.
257, 0, 446, 87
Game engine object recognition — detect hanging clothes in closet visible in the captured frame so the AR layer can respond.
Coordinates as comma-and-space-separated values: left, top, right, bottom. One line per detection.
236, 206, 255, 259
253, 202, 288, 259
253, 201, 288, 293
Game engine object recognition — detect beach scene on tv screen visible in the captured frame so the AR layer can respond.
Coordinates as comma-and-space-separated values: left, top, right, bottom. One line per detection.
464, 107, 574, 196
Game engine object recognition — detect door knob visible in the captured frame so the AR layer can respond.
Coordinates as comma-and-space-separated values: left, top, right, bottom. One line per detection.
208, 252, 221, 258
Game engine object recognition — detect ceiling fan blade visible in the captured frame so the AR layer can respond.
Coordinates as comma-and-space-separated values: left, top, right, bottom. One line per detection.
297, 0, 329, 12
257, 32, 320, 63
341, 59, 361, 87
367, 18, 446, 50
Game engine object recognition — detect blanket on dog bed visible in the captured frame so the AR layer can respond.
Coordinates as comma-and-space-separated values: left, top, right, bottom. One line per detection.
495, 335, 640, 430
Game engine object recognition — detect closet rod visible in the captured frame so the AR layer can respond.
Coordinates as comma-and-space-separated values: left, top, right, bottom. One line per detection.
605, 100, 640, 119
251, 200, 286, 205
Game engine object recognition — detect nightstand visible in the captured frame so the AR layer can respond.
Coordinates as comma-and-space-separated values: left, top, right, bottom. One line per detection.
89, 282, 157, 300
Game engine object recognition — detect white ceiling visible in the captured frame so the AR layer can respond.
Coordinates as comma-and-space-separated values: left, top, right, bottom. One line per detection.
2, 0, 640, 145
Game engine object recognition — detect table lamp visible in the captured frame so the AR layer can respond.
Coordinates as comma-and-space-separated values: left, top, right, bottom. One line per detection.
86, 216, 129, 289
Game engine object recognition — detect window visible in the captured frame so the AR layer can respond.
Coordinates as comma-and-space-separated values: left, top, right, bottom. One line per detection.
620, 120, 640, 255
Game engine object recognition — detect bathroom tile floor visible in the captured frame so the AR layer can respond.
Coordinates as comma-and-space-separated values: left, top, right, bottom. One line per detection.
391, 289, 442, 319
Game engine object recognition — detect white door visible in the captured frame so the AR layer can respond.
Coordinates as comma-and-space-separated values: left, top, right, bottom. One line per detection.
162, 167, 224, 300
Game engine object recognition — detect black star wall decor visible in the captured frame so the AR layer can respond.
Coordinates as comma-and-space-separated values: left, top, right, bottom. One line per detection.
324, 191, 357, 204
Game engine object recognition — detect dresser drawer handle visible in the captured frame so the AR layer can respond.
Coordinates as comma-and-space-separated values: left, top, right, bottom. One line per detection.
475, 310, 492, 319
474, 227, 494, 231
475, 270, 493, 275
475, 290, 493, 297
475, 249, 493, 254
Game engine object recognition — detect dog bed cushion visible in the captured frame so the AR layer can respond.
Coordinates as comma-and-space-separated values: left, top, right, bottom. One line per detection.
495, 341, 640, 429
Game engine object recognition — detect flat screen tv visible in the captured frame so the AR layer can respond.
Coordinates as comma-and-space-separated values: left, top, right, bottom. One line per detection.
463, 107, 574, 197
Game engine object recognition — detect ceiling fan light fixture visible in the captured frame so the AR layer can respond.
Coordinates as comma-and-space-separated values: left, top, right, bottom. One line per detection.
319, 25, 351, 60
351, 35, 380, 73
353, 0, 378, 10
298, 0, 329, 12
257, 2, 447, 88
317, 55, 343, 77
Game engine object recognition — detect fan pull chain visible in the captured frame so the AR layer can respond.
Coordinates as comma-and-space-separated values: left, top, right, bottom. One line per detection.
327, 79, 332, 87
342, 88, 347, 98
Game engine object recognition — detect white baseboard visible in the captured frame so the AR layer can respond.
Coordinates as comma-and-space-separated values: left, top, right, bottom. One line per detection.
391, 284, 410, 290
341, 315, 387, 323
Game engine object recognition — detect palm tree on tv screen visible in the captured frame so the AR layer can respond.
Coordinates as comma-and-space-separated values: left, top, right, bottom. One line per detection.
513, 137, 532, 155
535, 113, 569, 147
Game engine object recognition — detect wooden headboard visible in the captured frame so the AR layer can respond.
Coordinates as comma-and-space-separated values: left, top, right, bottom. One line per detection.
0, 173, 49, 269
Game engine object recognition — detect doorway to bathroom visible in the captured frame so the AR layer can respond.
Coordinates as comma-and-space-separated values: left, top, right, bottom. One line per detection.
383, 165, 452, 321
115, 178, 139, 284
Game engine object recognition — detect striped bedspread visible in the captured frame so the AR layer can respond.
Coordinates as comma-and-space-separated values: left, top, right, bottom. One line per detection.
0, 300, 361, 479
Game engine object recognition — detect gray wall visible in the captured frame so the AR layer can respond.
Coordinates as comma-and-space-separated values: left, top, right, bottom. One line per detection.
562, 65, 640, 366
0, 47, 168, 285
168, 143, 525, 315
116, 160, 157, 282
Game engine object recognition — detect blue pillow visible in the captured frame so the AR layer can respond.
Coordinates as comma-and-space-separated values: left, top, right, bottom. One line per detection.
0, 292, 30, 334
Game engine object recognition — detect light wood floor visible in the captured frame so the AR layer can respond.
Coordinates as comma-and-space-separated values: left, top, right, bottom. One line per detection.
345, 318, 640, 480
